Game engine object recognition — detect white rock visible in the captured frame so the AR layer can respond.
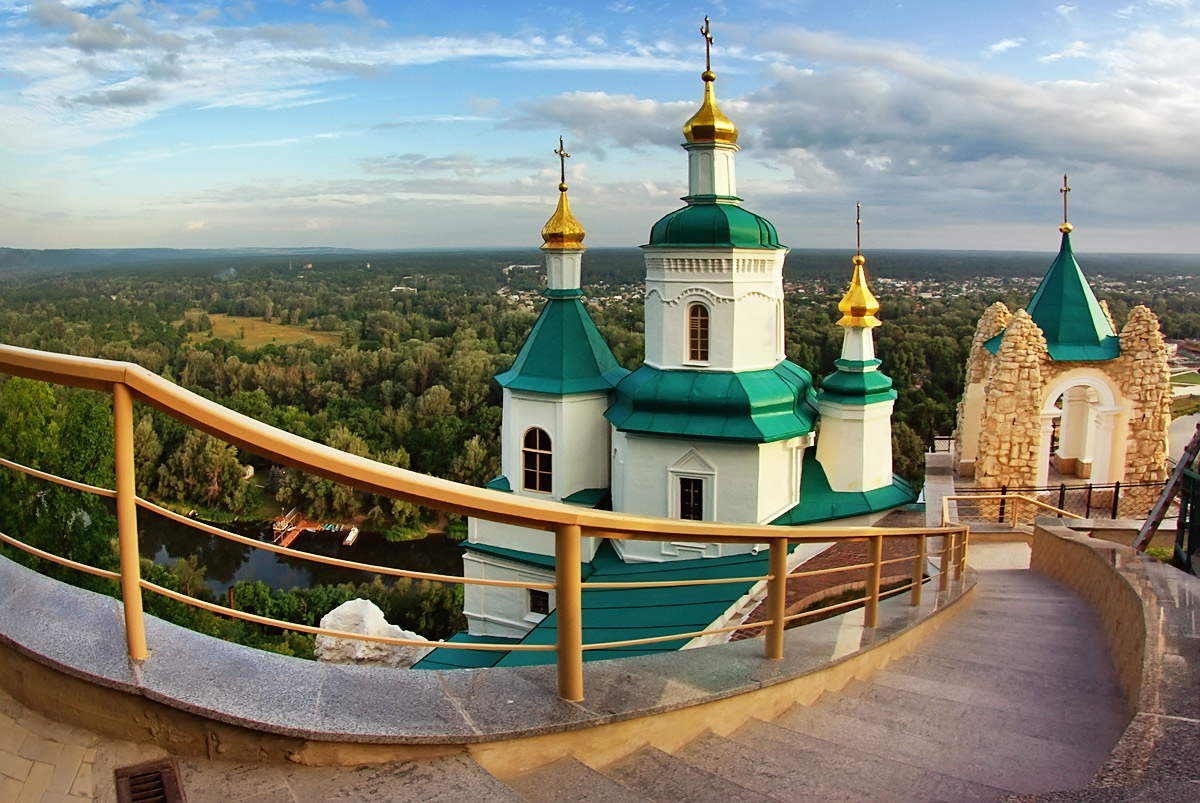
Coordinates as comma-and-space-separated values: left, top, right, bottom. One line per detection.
314, 598, 432, 668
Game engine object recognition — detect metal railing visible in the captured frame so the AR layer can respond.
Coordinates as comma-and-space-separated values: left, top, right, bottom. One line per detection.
952, 480, 1167, 523
942, 493, 1085, 530
0, 344, 969, 701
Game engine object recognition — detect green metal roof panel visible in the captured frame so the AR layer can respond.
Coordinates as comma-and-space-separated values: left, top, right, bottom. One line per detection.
772, 453, 917, 526
409, 632, 512, 670
646, 198, 786, 249
982, 329, 1121, 362
605, 362, 819, 443
817, 368, 896, 404
418, 466, 915, 668
492, 542, 772, 666
992, 231, 1120, 363
495, 297, 630, 394
484, 475, 511, 492
561, 487, 612, 509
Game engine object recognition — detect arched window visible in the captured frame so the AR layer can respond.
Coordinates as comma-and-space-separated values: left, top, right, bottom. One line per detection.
688, 303, 709, 362
522, 428, 552, 493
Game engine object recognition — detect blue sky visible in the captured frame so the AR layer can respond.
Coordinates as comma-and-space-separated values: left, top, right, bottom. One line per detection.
1, 1, 1198, 253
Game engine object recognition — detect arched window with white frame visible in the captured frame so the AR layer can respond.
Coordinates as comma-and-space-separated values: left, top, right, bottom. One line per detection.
687, 303, 709, 363
522, 427, 552, 494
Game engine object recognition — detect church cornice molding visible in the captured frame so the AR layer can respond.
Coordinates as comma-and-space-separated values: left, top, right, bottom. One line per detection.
646, 286, 781, 306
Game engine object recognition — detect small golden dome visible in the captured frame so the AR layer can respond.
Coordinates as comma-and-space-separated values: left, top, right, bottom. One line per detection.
1059, 222, 1073, 234
541, 185, 586, 250
683, 72, 739, 144
837, 254, 881, 328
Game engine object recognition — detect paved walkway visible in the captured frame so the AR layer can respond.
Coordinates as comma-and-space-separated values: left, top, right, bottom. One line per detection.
0, 543, 1130, 802
0, 689, 98, 803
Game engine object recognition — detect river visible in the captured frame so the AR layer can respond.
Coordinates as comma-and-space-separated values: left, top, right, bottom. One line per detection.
136, 508, 465, 595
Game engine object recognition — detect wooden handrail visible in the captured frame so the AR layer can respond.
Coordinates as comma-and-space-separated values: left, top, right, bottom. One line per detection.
0, 343, 971, 700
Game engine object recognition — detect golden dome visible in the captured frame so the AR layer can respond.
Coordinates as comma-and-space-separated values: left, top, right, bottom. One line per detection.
683, 72, 739, 144
541, 185, 586, 250
837, 255, 881, 328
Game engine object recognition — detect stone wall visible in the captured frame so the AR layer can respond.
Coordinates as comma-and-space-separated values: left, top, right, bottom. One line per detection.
1114, 305, 1171, 484
975, 309, 1047, 489
954, 302, 1012, 466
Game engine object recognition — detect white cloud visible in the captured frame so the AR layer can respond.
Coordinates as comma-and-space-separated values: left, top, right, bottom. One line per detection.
186, 219, 205, 229
1040, 40, 1090, 62
1056, 4, 1078, 16
985, 38, 1023, 57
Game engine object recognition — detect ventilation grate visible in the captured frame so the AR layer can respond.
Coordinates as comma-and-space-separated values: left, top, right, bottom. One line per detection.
114, 759, 186, 803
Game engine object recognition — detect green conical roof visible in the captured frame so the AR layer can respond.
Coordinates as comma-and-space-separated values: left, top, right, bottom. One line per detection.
495, 295, 629, 395
986, 231, 1119, 361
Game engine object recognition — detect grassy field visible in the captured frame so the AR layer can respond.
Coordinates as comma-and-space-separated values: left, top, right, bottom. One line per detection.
185, 313, 343, 348
1173, 371, 1200, 386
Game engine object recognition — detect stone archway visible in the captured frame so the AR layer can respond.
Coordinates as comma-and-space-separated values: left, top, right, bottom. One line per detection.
1037, 370, 1126, 487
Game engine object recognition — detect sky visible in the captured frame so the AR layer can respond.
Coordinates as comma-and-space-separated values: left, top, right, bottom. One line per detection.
1, 1, 1199, 254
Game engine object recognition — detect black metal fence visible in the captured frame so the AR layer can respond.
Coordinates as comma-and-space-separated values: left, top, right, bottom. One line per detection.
955, 480, 1168, 523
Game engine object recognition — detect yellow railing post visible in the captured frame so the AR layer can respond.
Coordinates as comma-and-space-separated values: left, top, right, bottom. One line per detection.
954, 529, 967, 580
864, 535, 882, 628
910, 534, 925, 607
113, 383, 148, 661
938, 532, 951, 592
555, 523, 583, 702
764, 537, 789, 660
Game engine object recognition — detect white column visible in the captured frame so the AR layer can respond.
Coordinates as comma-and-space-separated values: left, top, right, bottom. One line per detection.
1091, 407, 1122, 484
684, 141, 739, 197
1037, 414, 1056, 487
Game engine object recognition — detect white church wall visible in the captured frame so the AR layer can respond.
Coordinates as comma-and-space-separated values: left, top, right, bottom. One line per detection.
462, 548, 555, 639
468, 517, 601, 561
501, 389, 612, 499
755, 437, 805, 522
613, 433, 784, 563
642, 248, 786, 372
815, 399, 895, 492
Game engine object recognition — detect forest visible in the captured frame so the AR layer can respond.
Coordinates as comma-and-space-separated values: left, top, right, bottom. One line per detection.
2, 246, 1198, 656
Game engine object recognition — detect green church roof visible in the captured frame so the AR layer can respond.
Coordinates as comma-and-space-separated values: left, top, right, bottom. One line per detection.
495, 295, 630, 394
415, 459, 916, 670
646, 196, 786, 249
605, 361, 819, 443
817, 360, 897, 406
984, 231, 1119, 361
414, 540, 776, 669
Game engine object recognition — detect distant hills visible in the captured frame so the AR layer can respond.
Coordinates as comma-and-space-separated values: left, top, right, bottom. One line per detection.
1, 246, 1197, 283
0, 247, 356, 278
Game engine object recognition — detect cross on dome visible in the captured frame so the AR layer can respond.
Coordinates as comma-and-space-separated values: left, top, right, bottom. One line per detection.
1060, 174, 1073, 234
555, 135, 570, 192
701, 16, 713, 73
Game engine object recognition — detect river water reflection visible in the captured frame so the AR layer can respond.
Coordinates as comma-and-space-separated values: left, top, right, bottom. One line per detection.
137, 508, 465, 595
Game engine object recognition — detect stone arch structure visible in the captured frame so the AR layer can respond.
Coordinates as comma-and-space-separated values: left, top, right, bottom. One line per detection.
956, 304, 1169, 490
1038, 369, 1126, 488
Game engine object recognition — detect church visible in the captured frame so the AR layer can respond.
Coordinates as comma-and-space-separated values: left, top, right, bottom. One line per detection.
415, 24, 916, 669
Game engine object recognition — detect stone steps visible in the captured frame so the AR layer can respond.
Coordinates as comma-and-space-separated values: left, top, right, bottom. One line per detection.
502, 553, 1130, 802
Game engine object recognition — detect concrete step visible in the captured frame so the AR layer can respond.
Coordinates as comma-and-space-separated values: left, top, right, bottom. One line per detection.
838, 677, 1125, 756
175, 754, 527, 803
813, 685, 1111, 776
772, 699, 1094, 794
674, 729, 875, 802
504, 757, 652, 803
600, 745, 764, 803
727, 716, 1005, 802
